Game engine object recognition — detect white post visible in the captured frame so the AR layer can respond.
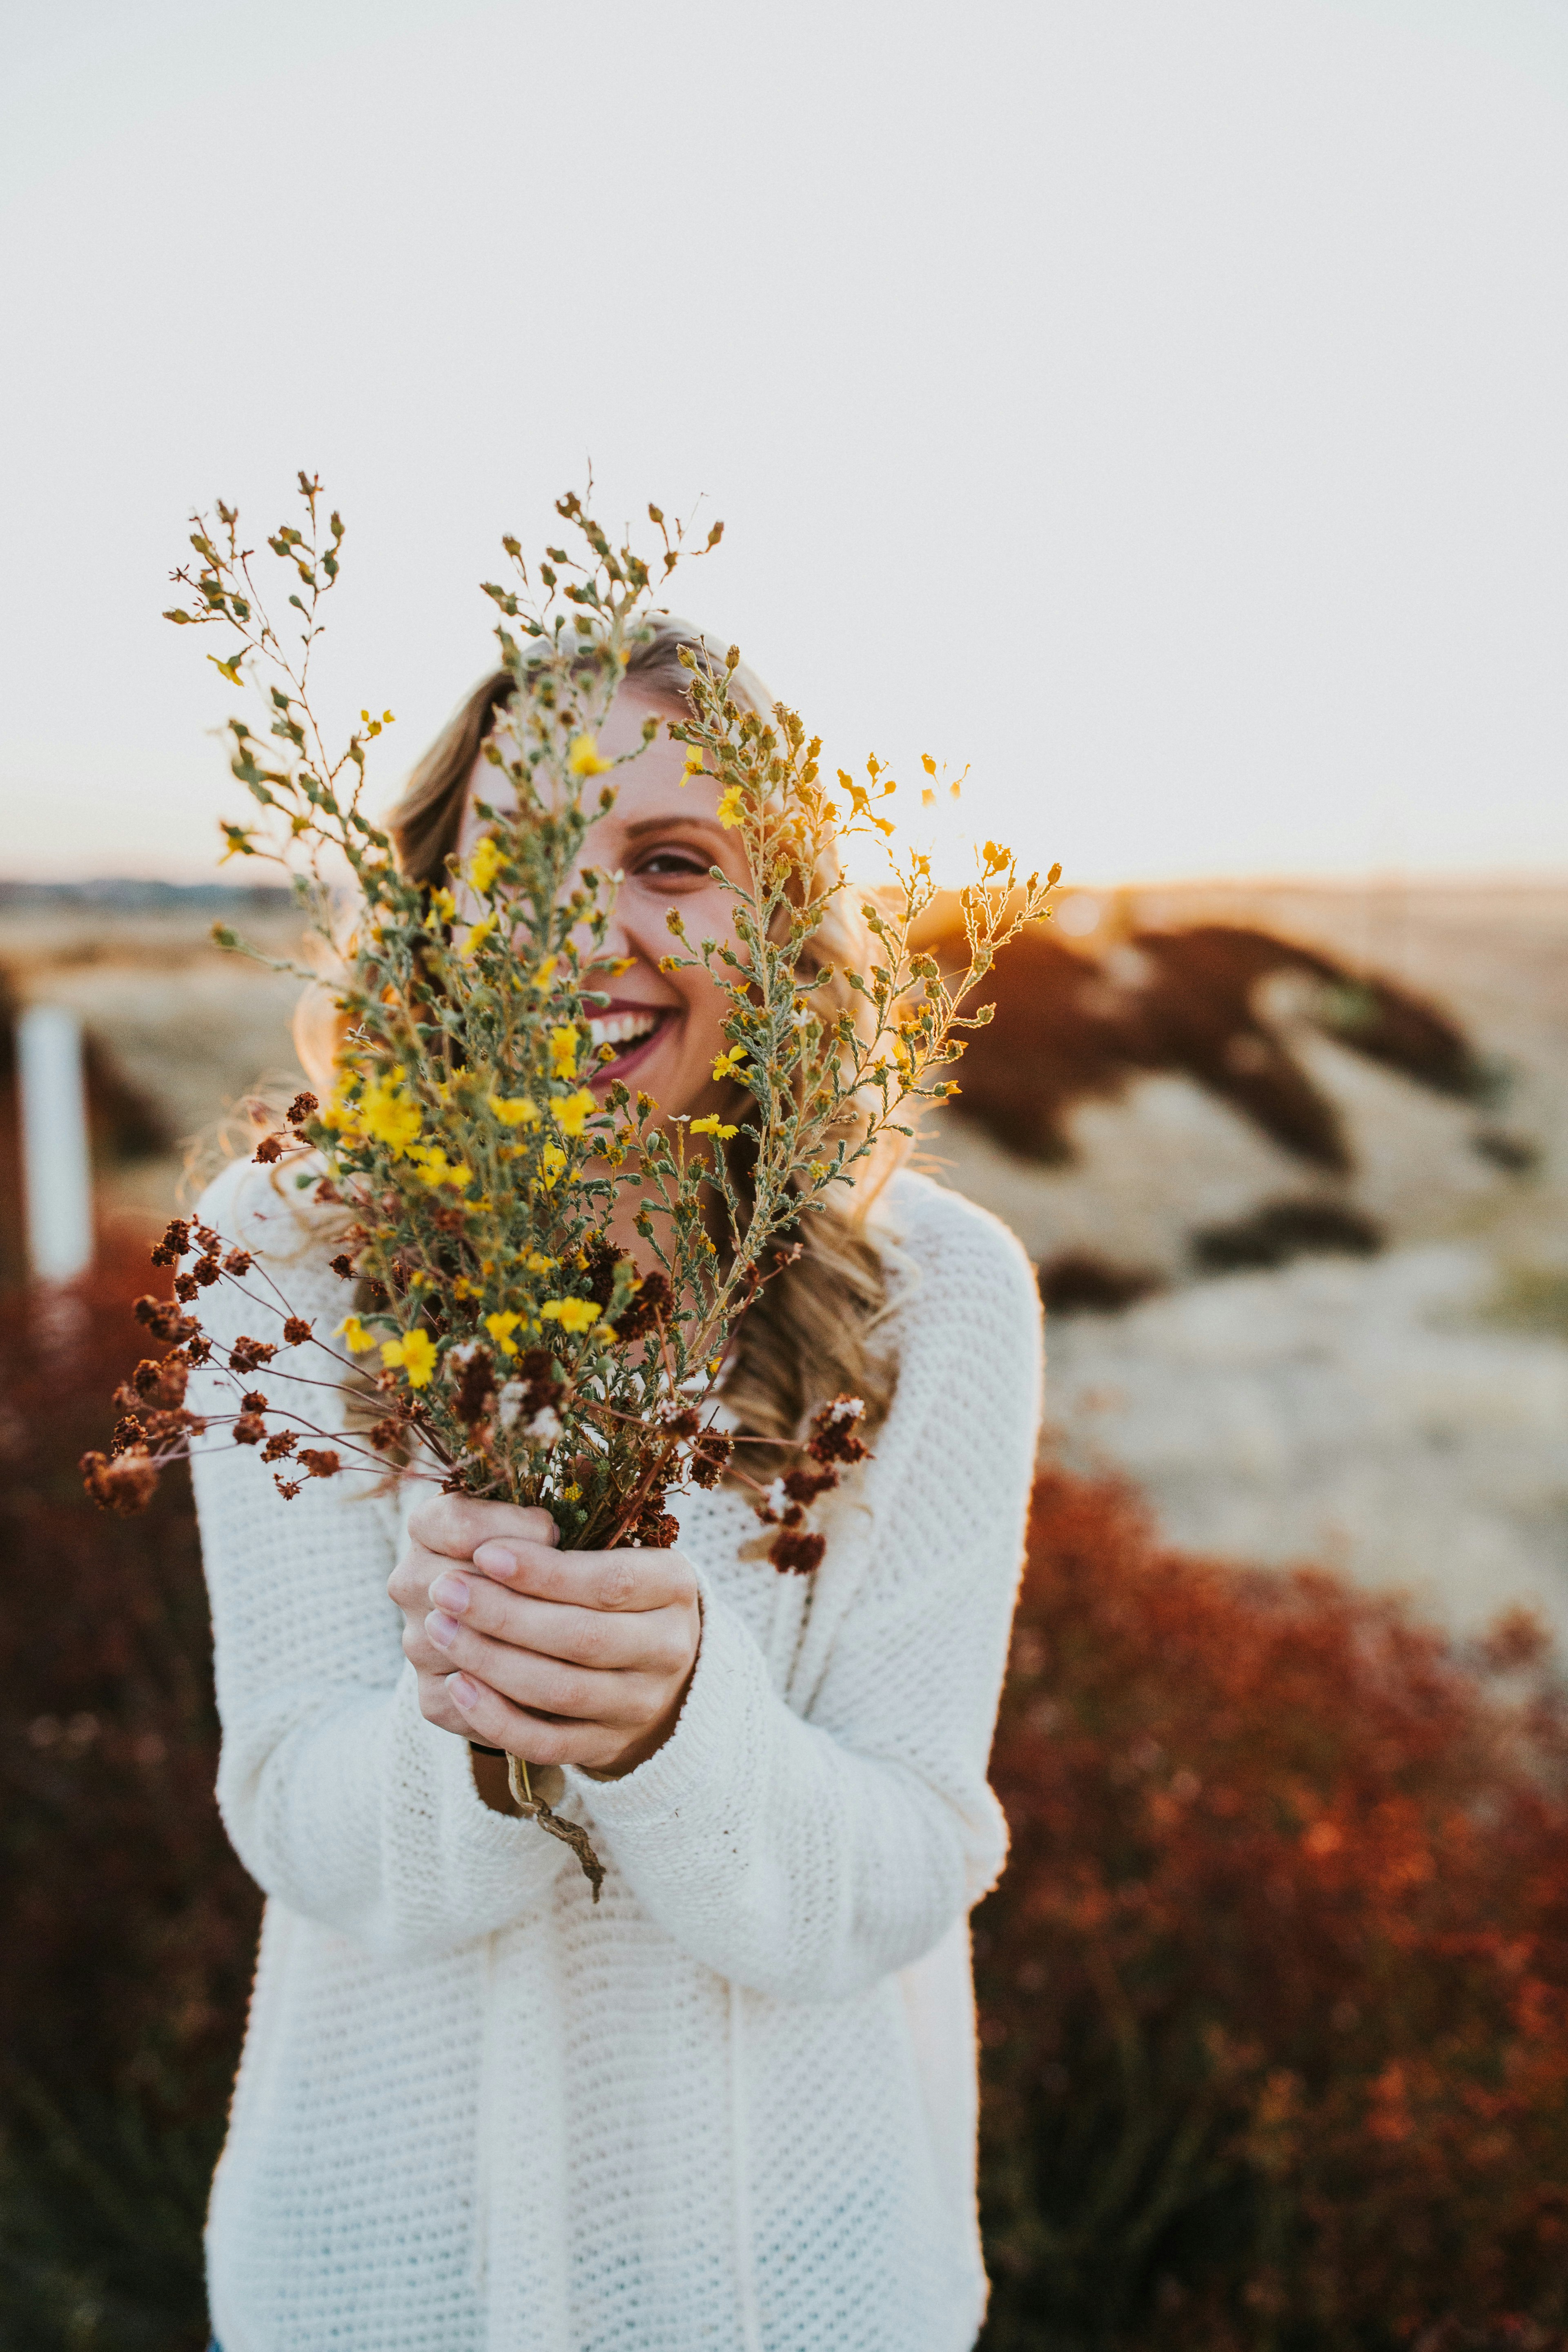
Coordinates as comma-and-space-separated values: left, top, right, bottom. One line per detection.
18, 1003, 94, 1283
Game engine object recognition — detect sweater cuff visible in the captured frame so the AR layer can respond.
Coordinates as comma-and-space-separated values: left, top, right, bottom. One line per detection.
562, 1574, 768, 1835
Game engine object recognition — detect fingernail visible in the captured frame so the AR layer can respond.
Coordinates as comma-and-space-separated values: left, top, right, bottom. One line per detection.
472, 1543, 521, 1576
428, 1570, 471, 1613
447, 1673, 479, 1709
426, 1610, 461, 1650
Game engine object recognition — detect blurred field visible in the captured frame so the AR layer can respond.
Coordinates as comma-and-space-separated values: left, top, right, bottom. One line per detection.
5, 874, 1565, 1646
927, 879, 1568, 1642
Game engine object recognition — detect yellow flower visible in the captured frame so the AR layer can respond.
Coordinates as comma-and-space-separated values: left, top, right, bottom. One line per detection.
710, 1046, 748, 1081
381, 1329, 437, 1387
428, 885, 457, 922
463, 913, 498, 958
453, 1277, 480, 1299
408, 1145, 472, 1190
568, 733, 614, 778
679, 747, 706, 786
552, 1087, 597, 1138
716, 785, 745, 829
468, 835, 503, 895
488, 1094, 541, 1127
541, 1297, 602, 1334
338, 1314, 376, 1353
524, 1250, 557, 1273
484, 1310, 522, 1356
549, 1025, 579, 1078
357, 1073, 423, 1155
558, 1483, 582, 1501
531, 955, 559, 993
690, 1114, 739, 1139
537, 1142, 568, 1189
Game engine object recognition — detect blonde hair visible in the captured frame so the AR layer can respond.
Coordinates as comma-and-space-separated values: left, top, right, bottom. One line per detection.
347, 619, 904, 1457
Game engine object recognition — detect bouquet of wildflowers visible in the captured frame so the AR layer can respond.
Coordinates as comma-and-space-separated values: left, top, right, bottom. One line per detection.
83, 477, 1057, 1874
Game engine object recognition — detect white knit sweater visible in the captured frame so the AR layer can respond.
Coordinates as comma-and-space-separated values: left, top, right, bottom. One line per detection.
188, 1154, 1042, 2352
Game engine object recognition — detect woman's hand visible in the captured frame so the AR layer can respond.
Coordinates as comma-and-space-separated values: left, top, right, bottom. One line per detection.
388, 1494, 702, 1779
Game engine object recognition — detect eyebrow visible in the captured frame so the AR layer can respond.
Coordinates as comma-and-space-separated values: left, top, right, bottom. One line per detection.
618, 814, 729, 841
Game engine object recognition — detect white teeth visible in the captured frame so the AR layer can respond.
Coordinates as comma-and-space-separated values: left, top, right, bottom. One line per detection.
588, 1012, 661, 1052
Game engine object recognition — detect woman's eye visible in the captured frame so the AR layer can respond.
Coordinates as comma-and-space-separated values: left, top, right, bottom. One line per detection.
635, 849, 710, 878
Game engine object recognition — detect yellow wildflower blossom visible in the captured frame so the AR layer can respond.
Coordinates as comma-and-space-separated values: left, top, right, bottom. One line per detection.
531, 955, 559, 993
488, 1094, 541, 1127
558, 1482, 582, 1501
710, 1046, 748, 1081
428, 885, 457, 922
524, 1250, 557, 1274
357, 1073, 423, 1155
463, 913, 498, 957
452, 1277, 480, 1299
484, 1310, 523, 1356
549, 1024, 580, 1078
380, 1329, 437, 1387
537, 1143, 567, 1189
552, 1087, 597, 1138
568, 733, 614, 779
408, 1145, 472, 1190
468, 835, 503, 895
338, 1314, 376, 1353
679, 747, 706, 785
690, 1114, 738, 1139
716, 784, 745, 829
541, 1297, 601, 1334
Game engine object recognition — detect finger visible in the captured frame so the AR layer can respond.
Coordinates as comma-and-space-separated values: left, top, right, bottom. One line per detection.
388, 1538, 457, 1613
414, 1668, 479, 1739
407, 1492, 561, 1563
470, 1538, 697, 1614
423, 1572, 684, 1672
444, 1671, 621, 1772
424, 1613, 663, 1728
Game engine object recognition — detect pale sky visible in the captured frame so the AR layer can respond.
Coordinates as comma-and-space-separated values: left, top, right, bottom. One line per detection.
4, 0, 1568, 888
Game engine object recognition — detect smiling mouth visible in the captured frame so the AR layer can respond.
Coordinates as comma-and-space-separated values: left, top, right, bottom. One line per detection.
588, 1009, 670, 1076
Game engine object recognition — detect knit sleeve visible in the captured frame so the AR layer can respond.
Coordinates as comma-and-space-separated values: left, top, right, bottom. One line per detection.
187, 1158, 572, 1958
564, 1183, 1042, 2003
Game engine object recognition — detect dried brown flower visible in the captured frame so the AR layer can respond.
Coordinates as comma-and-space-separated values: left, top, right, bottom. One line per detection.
261, 1430, 298, 1463
223, 1247, 254, 1276
229, 1337, 277, 1374
80, 1446, 160, 1516
298, 1448, 341, 1479
253, 1133, 286, 1164
132, 1354, 189, 1408
281, 1316, 313, 1347
286, 1091, 319, 1126
769, 1528, 826, 1575
233, 1414, 266, 1446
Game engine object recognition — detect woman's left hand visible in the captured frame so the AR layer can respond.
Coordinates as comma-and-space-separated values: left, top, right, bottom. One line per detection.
389, 1493, 702, 1779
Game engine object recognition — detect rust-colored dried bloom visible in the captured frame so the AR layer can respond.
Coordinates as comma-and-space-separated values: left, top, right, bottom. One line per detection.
769, 1528, 826, 1575
253, 1132, 287, 1164
80, 1446, 160, 1516
274, 1477, 303, 1500
228, 1337, 277, 1374
233, 1414, 266, 1446
806, 1394, 869, 1468
132, 1353, 189, 1408
298, 1448, 341, 1479
192, 1255, 222, 1287
281, 1316, 313, 1347
261, 1430, 298, 1463
223, 1247, 254, 1276
328, 1253, 355, 1280
688, 1432, 734, 1490
286, 1092, 318, 1127
613, 1271, 674, 1345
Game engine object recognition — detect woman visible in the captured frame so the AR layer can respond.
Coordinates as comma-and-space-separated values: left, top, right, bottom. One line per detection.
191, 621, 1042, 2352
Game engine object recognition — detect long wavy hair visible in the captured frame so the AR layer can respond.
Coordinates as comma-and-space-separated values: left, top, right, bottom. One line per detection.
295, 619, 905, 1459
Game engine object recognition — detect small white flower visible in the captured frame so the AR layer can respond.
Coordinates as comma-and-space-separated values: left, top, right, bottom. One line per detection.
447, 1340, 479, 1366
496, 1380, 525, 1431
525, 1405, 562, 1444
764, 1477, 788, 1516
830, 1395, 865, 1422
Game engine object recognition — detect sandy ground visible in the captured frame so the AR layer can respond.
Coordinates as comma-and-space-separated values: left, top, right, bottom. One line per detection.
924, 879, 1568, 1644
7, 876, 1566, 1644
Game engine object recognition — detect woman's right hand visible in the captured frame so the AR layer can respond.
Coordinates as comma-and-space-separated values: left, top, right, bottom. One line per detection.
390, 1495, 563, 1740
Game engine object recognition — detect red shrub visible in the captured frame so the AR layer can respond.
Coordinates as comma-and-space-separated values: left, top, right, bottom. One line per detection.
977, 1472, 1568, 2351
0, 1233, 260, 2348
